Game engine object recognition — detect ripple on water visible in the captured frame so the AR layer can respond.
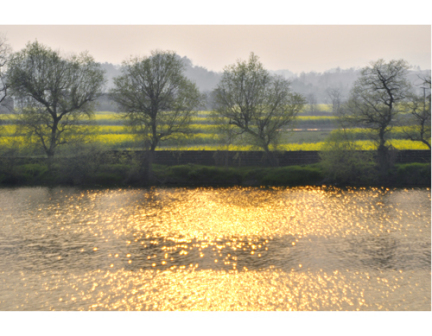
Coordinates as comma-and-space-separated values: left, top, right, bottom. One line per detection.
0, 186, 430, 310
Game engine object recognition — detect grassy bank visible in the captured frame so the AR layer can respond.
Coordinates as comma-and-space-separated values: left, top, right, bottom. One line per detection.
0, 162, 430, 188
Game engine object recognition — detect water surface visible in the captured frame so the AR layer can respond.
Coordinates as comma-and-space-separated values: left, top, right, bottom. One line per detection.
0, 186, 430, 310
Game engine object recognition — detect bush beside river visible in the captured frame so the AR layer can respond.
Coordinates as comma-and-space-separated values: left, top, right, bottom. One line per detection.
0, 162, 430, 188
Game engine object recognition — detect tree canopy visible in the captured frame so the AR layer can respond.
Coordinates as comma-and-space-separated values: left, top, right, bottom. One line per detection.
344, 59, 412, 170
212, 53, 305, 165
346, 59, 411, 148
0, 36, 11, 104
7, 41, 105, 157
110, 50, 202, 152
402, 74, 431, 149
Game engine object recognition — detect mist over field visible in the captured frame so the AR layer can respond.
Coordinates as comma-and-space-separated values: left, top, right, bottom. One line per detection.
96, 58, 430, 112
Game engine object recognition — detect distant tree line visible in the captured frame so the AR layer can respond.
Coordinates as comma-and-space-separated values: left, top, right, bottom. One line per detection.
94, 57, 429, 111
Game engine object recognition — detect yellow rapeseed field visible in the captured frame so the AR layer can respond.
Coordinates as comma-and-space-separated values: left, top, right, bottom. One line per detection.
1, 109, 429, 152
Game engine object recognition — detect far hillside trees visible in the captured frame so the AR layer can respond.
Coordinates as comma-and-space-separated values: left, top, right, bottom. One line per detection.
326, 87, 343, 114
306, 93, 318, 113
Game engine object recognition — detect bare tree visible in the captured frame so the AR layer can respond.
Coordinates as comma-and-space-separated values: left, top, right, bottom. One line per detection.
0, 36, 17, 172
0, 35, 11, 105
325, 87, 343, 114
7, 41, 105, 158
212, 53, 305, 166
306, 93, 318, 114
401, 74, 431, 149
110, 50, 202, 181
345, 59, 412, 171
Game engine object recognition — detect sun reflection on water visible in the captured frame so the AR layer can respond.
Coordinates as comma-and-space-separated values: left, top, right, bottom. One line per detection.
0, 186, 430, 310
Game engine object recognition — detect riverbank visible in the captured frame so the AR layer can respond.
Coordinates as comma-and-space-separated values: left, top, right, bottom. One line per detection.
0, 162, 430, 188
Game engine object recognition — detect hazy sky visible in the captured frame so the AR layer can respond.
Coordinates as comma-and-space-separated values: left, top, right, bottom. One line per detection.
1, 25, 430, 73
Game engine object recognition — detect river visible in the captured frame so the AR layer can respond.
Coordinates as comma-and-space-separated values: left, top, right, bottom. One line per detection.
0, 186, 430, 310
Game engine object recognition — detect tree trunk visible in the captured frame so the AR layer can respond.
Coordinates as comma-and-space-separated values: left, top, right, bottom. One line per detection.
141, 139, 157, 186
422, 139, 431, 150
263, 143, 278, 167
376, 127, 389, 175
142, 149, 154, 185
46, 148, 55, 171
46, 119, 58, 170
376, 145, 389, 175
